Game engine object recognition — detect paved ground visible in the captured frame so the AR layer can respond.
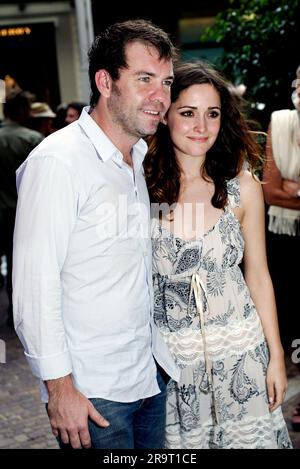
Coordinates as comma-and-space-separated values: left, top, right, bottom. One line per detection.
0, 285, 57, 449
0, 284, 299, 449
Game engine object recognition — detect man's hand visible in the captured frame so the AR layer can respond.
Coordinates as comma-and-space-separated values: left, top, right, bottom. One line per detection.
282, 178, 300, 197
46, 375, 109, 449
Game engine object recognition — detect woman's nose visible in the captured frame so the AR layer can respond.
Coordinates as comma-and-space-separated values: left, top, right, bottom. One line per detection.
194, 116, 207, 133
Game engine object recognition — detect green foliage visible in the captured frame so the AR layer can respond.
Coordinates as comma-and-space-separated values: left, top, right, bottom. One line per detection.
201, 0, 300, 129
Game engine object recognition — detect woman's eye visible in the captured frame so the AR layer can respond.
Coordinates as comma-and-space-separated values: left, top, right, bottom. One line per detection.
209, 111, 220, 118
180, 111, 193, 117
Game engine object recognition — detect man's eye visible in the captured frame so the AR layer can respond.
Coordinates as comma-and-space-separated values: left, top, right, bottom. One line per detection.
139, 76, 150, 82
163, 80, 173, 87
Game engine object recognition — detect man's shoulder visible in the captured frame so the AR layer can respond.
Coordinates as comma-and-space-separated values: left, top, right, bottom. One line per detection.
271, 108, 297, 120
30, 122, 93, 164
271, 109, 298, 131
19, 126, 43, 141
17, 126, 84, 189
0, 121, 41, 136
21, 122, 98, 190
0, 124, 43, 159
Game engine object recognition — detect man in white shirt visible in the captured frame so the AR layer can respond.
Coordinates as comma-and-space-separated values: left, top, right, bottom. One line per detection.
13, 19, 179, 449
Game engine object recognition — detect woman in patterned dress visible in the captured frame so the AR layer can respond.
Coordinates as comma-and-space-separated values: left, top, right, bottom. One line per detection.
144, 61, 292, 449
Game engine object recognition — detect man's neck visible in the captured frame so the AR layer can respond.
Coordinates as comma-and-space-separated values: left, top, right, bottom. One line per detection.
123, 153, 134, 168
90, 105, 138, 162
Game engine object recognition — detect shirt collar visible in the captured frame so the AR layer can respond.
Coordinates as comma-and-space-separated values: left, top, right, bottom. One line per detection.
131, 138, 148, 173
78, 106, 148, 171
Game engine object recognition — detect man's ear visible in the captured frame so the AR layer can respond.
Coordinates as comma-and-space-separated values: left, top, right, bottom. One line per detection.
94, 70, 112, 98
161, 113, 168, 125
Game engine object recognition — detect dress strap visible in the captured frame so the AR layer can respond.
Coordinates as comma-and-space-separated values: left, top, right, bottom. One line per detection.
226, 177, 241, 209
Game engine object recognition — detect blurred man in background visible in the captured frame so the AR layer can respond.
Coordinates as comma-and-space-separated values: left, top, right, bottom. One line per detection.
0, 91, 43, 327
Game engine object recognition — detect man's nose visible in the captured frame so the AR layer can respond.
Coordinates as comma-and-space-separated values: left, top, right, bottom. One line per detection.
150, 85, 169, 106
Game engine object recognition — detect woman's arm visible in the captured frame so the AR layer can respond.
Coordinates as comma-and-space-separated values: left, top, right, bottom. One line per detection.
262, 124, 300, 210
239, 171, 287, 411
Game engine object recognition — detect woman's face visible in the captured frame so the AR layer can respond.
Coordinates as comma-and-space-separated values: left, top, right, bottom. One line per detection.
166, 83, 221, 160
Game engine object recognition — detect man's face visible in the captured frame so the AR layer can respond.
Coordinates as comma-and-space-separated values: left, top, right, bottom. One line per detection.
296, 84, 300, 111
107, 41, 174, 139
65, 107, 80, 124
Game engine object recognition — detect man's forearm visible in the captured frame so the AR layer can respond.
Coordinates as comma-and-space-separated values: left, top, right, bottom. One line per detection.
264, 188, 300, 210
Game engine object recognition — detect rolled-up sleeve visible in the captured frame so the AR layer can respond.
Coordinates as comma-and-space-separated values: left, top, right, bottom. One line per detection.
13, 155, 78, 380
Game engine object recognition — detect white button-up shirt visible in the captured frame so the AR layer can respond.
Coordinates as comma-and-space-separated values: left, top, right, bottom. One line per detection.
13, 108, 179, 402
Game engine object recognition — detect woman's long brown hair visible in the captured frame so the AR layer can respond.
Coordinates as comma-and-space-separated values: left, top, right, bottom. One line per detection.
144, 61, 262, 208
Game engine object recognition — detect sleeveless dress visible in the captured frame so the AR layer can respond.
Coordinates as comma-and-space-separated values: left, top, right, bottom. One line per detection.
152, 177, 292, 449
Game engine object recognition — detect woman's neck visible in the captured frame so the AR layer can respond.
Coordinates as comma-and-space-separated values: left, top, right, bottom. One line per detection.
177, 154, 206, 181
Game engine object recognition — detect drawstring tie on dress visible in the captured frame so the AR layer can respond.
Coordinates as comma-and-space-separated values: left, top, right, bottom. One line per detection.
189, 272, 219, 424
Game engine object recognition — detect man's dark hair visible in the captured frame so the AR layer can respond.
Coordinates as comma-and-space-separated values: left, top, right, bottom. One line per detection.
88, 19, 177, 107
67, 101, 87, 114
3, 91, 31, 124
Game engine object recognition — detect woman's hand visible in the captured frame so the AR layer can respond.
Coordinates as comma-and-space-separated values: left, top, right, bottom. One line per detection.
266, 356, 288, 412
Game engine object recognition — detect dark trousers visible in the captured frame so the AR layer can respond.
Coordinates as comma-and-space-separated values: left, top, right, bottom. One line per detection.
0, 208, 15, 323
266, 229, 300, 350
48, 368, 168, 449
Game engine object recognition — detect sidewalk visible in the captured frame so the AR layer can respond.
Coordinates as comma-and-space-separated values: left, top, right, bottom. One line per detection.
0, 285, 299, 449
0, 286, 57, 449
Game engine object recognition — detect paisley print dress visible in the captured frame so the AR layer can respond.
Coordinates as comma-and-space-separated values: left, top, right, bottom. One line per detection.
152, 177, 292, 449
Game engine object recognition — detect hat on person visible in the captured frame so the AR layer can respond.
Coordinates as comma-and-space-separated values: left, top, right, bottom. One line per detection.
31, 102, 56, 118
